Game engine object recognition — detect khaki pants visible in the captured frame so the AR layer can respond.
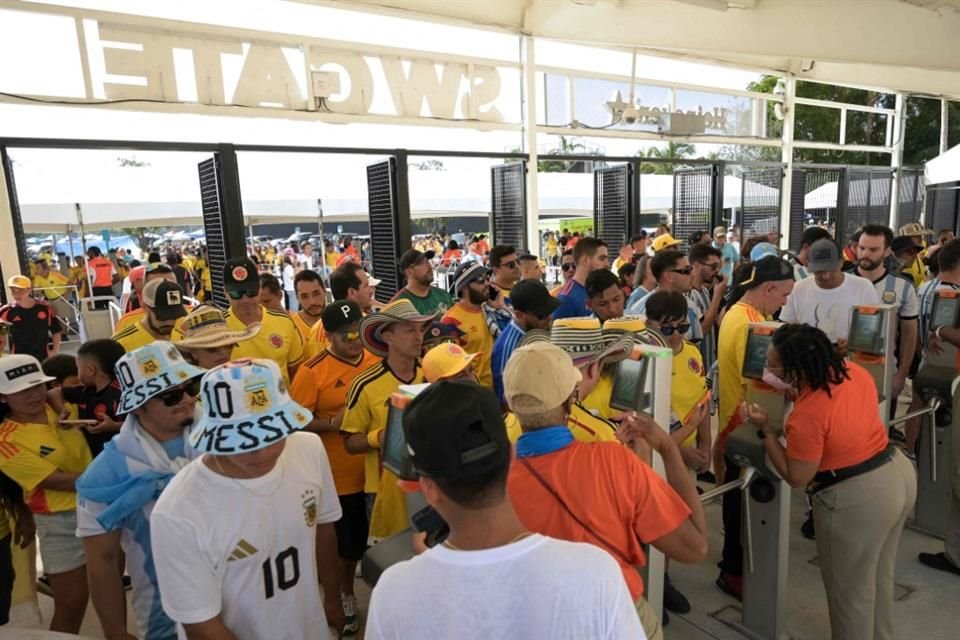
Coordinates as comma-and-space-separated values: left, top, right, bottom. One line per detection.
633, 596, 663, 640
946, 413, 960, 566
812, 450, 916, 640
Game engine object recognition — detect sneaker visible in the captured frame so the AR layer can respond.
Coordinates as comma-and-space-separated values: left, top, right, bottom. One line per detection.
801, 512, 816, 540
36, 574, 53, 597
715, 571, 742, 601
697, 470, 717, 484
342, 593, 359, 636
663, 574, 691, 614
888, 428, 906, 445
918, 552, 960, 576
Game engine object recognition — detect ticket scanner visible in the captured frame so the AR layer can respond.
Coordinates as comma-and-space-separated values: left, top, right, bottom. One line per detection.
719, 321, 790, 640
608, 343, 672, 620
847, 304, 898, 425
909, 290, 959, 538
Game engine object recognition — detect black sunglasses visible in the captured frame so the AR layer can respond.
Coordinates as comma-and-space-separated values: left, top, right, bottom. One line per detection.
658, 323, 691, 336
500, 260, 518, 269
227, 289, 259, 300
156, 381, 200, 406
669, 267, 694, 276
561, 263, 576, 271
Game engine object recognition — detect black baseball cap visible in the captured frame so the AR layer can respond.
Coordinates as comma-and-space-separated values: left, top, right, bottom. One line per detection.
739, 255, 794, 290
223, 257, 260, 292
511, 279, 560, 318
891, 236, 921, 255
322, 299, 363, 332
141, 280, 188, 321
399, 249, 428, 271
403, 380, 509, 479
806, 238, 841, 272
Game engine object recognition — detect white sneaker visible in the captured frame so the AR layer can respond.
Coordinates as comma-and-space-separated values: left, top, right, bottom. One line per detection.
342, 593, 359, 636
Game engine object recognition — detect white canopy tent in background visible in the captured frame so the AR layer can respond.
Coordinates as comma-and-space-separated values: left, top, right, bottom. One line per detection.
924, 144, 960, 186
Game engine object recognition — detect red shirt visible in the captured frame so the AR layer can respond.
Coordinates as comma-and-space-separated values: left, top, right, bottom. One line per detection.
508, 441, 691, 600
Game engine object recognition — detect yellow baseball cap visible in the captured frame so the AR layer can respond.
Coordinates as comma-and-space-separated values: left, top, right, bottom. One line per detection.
422, 343, 480, 383
651, 233, 681, 253
6, 275, 31, 289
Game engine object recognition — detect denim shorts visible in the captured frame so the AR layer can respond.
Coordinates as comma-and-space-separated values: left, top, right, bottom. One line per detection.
35, 511, 86, 574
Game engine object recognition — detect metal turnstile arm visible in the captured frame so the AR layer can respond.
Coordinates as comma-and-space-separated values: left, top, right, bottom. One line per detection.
698, 468, 758, 573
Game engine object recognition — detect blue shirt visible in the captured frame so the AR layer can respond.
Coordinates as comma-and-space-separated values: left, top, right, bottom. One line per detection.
553, 279, 590, 320
626, 287, 703, 343
625, 285, 651, 312
715, 242, 740, 283
492, 320, 526, 402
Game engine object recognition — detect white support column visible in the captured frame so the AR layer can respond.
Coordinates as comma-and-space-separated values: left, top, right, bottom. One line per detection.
889, 93, 907, 229
778, 77, 796, 250
0, 156, 25, 288
521, 35, 540, 255
941, 98, 950, 154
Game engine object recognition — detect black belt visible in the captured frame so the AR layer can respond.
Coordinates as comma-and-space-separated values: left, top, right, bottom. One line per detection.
809, 444, 896, 494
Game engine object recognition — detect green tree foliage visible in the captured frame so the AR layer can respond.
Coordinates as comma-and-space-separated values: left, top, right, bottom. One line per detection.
637, 142, 696, 173
121, 227, 166, 252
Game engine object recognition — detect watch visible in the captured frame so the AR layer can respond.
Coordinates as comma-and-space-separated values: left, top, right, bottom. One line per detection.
756, 429, 767, 440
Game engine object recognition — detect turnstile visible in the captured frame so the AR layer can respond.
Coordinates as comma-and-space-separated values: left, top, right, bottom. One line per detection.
847, 304, 898, 425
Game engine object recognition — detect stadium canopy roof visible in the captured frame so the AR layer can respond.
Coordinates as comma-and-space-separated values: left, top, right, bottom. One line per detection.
308, 0, 960, 98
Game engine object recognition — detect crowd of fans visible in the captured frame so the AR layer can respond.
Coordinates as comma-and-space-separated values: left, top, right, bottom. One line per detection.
0, 218, 956, 639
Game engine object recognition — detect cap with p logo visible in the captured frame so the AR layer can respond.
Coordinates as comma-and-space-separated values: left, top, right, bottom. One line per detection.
322, 299, 363, 333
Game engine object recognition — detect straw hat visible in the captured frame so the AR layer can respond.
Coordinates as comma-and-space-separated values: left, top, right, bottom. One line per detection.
360, 299, 439, 357
549, 317, 633, 368
173, 305, 260, 349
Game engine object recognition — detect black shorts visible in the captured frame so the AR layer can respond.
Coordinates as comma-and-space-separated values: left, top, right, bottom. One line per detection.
335, 492, 369, 562
0, 533, 13, 626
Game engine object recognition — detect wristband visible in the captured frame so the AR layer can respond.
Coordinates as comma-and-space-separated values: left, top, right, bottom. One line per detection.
935, 325, 944, 340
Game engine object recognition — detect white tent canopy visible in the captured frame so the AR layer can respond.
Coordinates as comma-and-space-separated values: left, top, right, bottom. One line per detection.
925, 144, 960, 185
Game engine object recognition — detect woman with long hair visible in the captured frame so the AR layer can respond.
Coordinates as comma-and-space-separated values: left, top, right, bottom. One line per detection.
0, 355, 91, 633
745, 323, 915, 640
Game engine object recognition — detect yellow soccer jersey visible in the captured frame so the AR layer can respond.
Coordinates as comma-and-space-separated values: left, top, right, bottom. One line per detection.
224, 306, 305, 384
112, 319, 185, 352
291, 312, 327, 359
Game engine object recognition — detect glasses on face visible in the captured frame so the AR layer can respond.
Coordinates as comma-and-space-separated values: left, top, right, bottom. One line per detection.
702, 262, 720, 271
657, 323, 691, 336
157, 381, 199, 407
336, 330, 361, 342
500, 260, 518, 269
669, 267, 694, 276
561, 263, 576, 271
227, 289, 259, 300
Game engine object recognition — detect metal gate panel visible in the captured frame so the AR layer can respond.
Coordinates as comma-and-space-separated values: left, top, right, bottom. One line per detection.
897, 169, 924, 230
926, 184, 960, 236
594, 164, 632, 251
367, 158, 410, 304
789, 167, 845, 251
843, 169, 892, 241
490, 163, 527, 250
672, 165, 716, 252
197, 151, 245, 310
1, 148, 30, 288
739, 167, 783, 240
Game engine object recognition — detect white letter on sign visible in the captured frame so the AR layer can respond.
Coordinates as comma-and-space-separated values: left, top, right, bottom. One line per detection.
99, 26, 177, 100
306, 48, 373, 114
381, 57, 463, 119
233, 44, 304, 109
462, 65, 503, 122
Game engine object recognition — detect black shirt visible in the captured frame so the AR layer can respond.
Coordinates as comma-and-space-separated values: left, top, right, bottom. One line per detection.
0, 300, 61, 362
62, 380, 123, 457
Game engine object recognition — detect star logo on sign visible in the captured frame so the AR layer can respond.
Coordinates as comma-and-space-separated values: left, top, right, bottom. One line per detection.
605, 90, 631, 119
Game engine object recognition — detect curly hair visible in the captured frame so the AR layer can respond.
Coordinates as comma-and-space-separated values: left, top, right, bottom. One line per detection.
772, 323, 849, 396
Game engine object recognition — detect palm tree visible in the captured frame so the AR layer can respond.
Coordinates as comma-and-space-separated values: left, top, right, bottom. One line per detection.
637, 142, 696, 174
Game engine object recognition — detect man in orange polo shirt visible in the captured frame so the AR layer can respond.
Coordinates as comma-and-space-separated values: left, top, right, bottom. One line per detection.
289, 299, 377, 636
503, 342, 708, 640
86, 247, 119, 309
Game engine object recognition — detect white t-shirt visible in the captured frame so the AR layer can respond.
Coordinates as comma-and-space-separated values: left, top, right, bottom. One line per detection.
150, 432, 342, 640
297, 252, 315, 270
366, 534, 644, 640
781, 273, 881, 341
282, 263, 296, 290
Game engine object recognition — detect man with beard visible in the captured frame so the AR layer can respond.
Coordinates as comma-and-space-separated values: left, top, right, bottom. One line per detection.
391, 249, 454, 315
441, 263, 506, 389
112, 280, 188, 352
291, 270, 329, 357
76, 341, 205, 640
850, 224, 918, 413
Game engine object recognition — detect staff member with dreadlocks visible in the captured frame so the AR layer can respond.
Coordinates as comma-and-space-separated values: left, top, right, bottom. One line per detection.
743, 323, 915, 640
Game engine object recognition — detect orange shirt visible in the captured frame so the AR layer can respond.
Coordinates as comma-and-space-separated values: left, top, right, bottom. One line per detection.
785, 362, 889, 471
88, 256, 115, 287
507, 441, 691, 600
290, 312, 327, 359
441, 249, 462, 266
289, 348, 379, 495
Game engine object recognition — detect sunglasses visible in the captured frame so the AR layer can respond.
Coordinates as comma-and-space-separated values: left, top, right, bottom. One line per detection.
561, 263, 576, 271
500, 260, 518, 269
669, 267, 694, 276
157, 381, 199, 407
227, 289, 259, 300
336, 330, 361, 342
658, 323, 691, 336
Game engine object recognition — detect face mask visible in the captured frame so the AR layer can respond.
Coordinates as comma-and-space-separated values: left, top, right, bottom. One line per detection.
761, 367, 793, 392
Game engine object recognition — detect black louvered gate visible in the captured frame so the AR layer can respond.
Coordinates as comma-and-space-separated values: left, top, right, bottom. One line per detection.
788, 167, 845, 251
366, 157, 411, 304
897, 169, 924, 230
1, 148, 30, 302
594, 164, 633, 251
926, 182, 960, 235
842, 169, 892, 241
672, 165, 718, 253
490, 162, 527, 250
739, 167, 783, 240
197, 147, 245, 310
